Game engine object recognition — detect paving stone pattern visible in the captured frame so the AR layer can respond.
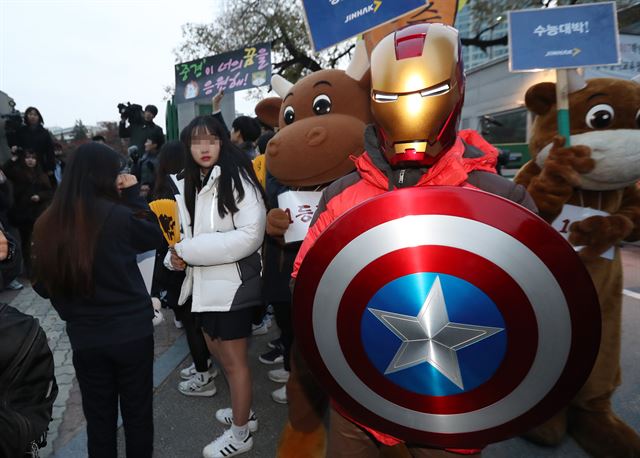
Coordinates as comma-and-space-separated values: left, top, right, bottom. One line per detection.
5, 285, 183, 457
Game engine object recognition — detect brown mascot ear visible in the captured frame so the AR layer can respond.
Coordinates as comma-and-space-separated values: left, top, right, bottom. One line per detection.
525, 82, 557, 116
255, 97, 282, 129
357, 70, 371, 91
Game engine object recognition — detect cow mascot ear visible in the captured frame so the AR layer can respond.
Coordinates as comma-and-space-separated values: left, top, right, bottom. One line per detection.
255, 97, 282, 129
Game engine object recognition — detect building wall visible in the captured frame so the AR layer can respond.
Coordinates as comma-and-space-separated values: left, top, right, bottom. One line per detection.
455, 5, 509, 70
462, 33, 640, 138
462, 57, 555, 136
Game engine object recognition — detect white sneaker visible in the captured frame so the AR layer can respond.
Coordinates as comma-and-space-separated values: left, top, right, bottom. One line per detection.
180, 361, 218, 380
271, 385, 287, 404
174, 317, 184, 329
268, 368, 290, 383
215, 408, 258, 432
5, 279, 23, 290
178, 373, 217, 397
152, 309, 164, 326
202, 429, 253, 458
251, 321, 268, 335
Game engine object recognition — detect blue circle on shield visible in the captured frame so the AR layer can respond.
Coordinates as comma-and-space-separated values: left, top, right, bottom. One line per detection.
361, 273, 507, 396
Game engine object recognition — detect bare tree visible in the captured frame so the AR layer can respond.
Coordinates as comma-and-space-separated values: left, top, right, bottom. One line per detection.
176, 0, 355, 83
176, 0, 636, 81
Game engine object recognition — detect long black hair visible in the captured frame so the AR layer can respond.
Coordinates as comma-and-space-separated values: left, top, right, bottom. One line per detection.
153, 140, 186, 198
180, 116, 265, 223
32, 142, 122, 296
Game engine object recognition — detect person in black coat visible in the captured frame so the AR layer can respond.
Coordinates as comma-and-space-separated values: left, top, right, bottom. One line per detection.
4, 148, 53, 276
9, 107, 55, 176
31, 142, 163, 458
118, 104, 165, 161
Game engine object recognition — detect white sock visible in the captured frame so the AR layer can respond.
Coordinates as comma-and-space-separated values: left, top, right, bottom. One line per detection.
196, 371, 209, 382
231, 422, 249, 442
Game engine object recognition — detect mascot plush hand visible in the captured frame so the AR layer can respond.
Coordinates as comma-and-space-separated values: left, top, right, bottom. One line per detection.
514, 74, 640, 457
255, 40, 372, 458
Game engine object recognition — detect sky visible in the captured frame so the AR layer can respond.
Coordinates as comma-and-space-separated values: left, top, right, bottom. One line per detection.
0, 0, 255, 130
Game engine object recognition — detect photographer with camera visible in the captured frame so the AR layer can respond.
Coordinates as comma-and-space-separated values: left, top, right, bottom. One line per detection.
118, 103, 164, 165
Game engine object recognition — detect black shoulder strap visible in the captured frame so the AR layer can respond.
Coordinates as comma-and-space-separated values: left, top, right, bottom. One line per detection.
167, 175, 180, 197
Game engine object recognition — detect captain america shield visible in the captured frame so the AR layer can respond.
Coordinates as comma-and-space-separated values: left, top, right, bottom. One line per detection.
293, 186, 601, 448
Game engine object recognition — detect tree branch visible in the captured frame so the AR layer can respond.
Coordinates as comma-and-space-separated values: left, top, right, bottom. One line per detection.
273, 54, 321, 73
275, 17, 322, 72
461, 34, 508, 51
329, 43, 356, 68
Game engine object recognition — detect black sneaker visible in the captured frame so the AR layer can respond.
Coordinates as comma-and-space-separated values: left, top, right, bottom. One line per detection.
267, 337, 282, 350
259, 347, 283, 365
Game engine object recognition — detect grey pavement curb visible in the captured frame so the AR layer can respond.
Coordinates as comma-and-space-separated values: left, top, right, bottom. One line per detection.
52, 334, 189, 458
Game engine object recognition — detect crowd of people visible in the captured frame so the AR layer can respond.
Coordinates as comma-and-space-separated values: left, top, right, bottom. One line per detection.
3, 13, 639, 458
1, 93, 286, 458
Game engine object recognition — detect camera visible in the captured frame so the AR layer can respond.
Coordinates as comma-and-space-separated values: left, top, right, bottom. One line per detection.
0, 94, 23, 134
1, 112, 23, 134
117, 102, 143, 125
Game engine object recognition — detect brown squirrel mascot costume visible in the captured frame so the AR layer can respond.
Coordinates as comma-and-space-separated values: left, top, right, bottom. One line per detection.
254, 40, 372, 458
514, 74, 640, 457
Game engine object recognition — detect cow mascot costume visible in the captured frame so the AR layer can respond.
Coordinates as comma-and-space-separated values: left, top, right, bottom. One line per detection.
254, 41, 373, 457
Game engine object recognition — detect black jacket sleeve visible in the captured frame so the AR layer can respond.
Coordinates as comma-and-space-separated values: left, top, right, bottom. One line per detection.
121, 184, 148, 210
211, 111, 231, 139
120, 185, 163, 252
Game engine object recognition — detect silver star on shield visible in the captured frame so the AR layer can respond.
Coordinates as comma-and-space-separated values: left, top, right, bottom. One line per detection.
368, 276, 504, 390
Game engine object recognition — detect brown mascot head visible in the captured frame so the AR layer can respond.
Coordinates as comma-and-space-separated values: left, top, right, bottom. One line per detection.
255, 40, 372, 187
526, 74, 640, 190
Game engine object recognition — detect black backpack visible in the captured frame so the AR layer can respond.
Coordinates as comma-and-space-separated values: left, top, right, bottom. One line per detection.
0, 303, 58, 457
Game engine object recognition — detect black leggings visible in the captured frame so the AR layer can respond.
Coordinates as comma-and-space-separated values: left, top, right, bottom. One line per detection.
272, 301, 293, 371
175, 298, 210, 372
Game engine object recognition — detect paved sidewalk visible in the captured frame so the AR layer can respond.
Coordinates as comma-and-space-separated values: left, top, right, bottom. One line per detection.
5, 243, 639, 457
121, 296, 640, 457
5, 286, 71, 457
3, 284, 184, 457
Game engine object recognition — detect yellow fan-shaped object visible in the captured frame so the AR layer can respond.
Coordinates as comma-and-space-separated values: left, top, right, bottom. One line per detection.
149, 199, 181, 246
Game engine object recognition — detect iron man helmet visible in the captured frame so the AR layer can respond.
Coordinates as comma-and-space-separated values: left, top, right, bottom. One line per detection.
370, 23, 465, 166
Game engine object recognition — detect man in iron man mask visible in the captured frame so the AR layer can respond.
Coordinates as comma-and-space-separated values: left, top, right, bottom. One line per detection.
292, 23, 537, 456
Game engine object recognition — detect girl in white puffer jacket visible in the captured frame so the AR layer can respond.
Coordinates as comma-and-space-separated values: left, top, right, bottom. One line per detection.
167, 115, 266, 458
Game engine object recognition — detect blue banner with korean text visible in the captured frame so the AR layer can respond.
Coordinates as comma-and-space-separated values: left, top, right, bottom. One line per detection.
174, 42, 272, 103
302, 0, 427, 52
508, 2, 619, 72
